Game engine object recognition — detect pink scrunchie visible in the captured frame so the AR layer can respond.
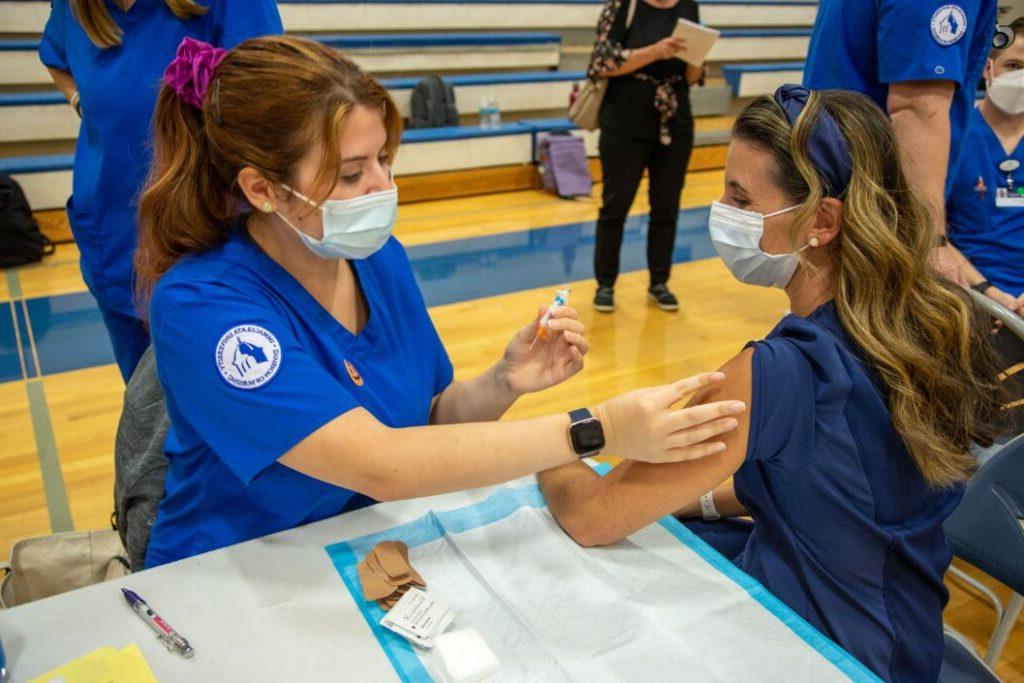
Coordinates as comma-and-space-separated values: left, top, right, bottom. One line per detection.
164, 37, 228, 110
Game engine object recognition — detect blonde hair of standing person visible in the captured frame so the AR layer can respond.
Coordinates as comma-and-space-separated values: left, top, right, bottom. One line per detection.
72, 0, 208, 48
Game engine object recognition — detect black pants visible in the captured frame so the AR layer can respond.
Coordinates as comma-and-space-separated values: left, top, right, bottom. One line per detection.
594, 126, 695, 288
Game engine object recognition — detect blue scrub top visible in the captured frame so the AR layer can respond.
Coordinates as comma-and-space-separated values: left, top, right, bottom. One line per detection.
803, 0, 997, 197
736, 302, 963, 683
947, 106, 1024, 296
144, 230, 454, 568
38, 0, 282, 318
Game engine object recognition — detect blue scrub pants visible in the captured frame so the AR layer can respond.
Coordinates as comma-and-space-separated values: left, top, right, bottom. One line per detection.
98, 303, 149, 382
683, 517, 754, 563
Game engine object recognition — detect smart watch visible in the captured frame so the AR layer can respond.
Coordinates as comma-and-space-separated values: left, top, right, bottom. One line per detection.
971, 280, 993, 294
568, 408, 605, 458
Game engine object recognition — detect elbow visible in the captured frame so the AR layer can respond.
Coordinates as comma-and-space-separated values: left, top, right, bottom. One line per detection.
552, 509, 624, 548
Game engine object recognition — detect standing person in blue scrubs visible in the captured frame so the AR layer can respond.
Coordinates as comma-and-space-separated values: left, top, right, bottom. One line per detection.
803, 0, 997, 286
134, 36, 744, 569
38, 0, 282, 381
948, 17, 1024, 315
539, 87, 1007, 682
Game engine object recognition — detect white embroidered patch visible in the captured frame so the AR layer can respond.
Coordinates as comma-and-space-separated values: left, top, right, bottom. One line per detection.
215, 325, 282, 390
931, 5, 967, 46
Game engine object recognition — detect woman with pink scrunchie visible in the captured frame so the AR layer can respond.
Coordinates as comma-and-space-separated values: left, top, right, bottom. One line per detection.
39, 0, 281, 381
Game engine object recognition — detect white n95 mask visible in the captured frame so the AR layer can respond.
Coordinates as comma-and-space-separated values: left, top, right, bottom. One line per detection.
988, 68, 1024, 114
708, 201, 806, 289
278, 180, 398, 260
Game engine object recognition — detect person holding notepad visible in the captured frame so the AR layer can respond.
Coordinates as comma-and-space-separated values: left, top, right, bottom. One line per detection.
586, 0, 706, 313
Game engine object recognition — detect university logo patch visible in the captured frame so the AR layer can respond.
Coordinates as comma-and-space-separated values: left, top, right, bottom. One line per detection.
931, 5, 967, 46
216, 325, 282, 390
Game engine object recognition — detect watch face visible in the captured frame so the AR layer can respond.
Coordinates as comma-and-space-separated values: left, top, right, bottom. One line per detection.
571, 419, 605, 454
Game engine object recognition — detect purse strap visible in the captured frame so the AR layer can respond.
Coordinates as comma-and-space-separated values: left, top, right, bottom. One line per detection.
625, 0, 638, 29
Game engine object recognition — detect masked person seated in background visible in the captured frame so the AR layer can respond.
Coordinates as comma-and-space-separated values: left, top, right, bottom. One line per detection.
947, 16, 1024, 317
539, 86, 1007, 683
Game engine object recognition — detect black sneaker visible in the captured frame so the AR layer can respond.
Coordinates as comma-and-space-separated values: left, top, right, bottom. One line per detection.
594, 286, 615, 312
648, 284, 679, 312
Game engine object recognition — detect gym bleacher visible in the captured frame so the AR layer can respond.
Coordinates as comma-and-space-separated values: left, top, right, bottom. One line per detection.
0, 0, 814, 220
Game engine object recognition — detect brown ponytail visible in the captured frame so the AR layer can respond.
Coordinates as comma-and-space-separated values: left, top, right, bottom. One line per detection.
136, 35, 403, 309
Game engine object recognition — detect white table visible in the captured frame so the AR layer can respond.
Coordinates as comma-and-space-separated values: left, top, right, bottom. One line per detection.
0, 480, 861, 682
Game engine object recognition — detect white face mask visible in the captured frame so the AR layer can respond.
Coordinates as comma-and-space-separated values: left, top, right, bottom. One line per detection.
277, 178, 398, 260
988, 68, 1024, 115
708, 200, 807, 289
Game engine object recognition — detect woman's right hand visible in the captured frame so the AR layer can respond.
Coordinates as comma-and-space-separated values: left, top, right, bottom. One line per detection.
593, 372, 745, 463
650, 36, 686, 61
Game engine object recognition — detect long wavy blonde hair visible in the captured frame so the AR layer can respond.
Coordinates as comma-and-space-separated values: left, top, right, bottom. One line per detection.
71, 0, 208, 48
733, 90, 1007, 488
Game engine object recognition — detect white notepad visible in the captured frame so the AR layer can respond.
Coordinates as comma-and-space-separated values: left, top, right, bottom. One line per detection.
671, 17, 720, 66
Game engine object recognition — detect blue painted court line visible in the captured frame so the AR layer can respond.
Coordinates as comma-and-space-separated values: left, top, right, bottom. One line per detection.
26, 292, 115, 376
410, 206, 714, 307
20, 206, 716, 377
0, 302, 26, 383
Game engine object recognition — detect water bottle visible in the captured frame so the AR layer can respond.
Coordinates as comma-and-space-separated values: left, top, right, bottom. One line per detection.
478, 96, 501, 128
488, 97, 502, 128
478, 96, 492, 128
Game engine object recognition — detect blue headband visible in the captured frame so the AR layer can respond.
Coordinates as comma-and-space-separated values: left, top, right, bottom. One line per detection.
772, 84, 853, 198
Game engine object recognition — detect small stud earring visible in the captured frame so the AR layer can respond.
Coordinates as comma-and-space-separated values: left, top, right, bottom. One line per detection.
808, 236, 820, 247
261, 201, 273, 213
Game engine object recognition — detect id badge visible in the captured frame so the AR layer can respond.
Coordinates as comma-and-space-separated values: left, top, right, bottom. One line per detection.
995, 187, 1024, 208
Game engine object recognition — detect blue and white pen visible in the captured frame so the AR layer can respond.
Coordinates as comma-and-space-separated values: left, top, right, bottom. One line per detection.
121, 588, 194, 658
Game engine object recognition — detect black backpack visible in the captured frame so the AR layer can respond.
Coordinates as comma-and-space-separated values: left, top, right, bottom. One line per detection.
0, 173, 54, 268
409, 76, 459, 129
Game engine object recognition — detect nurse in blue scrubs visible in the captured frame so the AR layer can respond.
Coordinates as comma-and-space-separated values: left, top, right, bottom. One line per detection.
803, 0, 997, 285
947, 17, 1024, 315
39, 0, 282, 381
135, 36, 744, 569
540, 86, 1006, 681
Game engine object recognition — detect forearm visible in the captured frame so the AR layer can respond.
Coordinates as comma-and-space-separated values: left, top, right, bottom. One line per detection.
685, 63, 703, 86
888, 84, 953, 236
431, 363, 520, 424
46, 67, 77, 102
600, 46, 659, 77
540, 452, 741, 546
280, 408, 577, 501
955, 246, 987, 286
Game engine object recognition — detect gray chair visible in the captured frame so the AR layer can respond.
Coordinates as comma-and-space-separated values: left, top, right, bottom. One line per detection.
943, 433, 1024, 671
939, 631, 1001, 683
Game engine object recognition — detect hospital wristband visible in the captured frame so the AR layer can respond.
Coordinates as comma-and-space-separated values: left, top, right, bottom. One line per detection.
70, 91, 82, 117
699, 491, 720, 521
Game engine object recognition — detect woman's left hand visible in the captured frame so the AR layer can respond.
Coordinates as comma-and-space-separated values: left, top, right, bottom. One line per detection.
499, 304, 589, 395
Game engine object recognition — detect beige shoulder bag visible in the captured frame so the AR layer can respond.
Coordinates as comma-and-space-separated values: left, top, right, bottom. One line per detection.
569, 0, 639, 130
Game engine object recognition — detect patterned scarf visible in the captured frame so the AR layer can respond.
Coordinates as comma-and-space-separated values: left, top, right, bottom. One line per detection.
586, 0, 683, 146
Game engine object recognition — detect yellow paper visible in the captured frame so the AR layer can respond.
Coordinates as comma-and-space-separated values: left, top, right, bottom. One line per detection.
30, 644, 158, 683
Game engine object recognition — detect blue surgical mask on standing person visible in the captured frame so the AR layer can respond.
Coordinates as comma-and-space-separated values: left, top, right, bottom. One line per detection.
277, 178, 398, 260
708, 201, 808, 289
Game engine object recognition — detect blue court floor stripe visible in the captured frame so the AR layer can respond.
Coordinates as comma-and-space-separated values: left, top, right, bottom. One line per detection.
22, 206, 714, 377
1, 301, 26, 383
26, 292, 115, 376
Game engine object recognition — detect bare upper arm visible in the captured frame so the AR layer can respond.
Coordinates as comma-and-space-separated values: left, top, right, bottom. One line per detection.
548, 348, 755, 546
887, 80, 955, 115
